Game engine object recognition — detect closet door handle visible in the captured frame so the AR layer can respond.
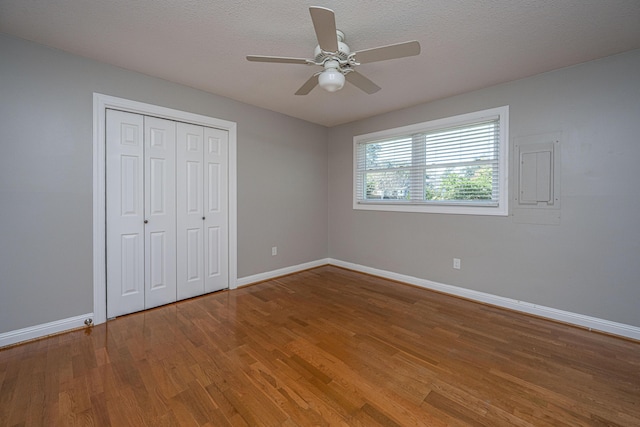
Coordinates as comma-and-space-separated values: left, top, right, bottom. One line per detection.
144, 220, 148, 224
202, 217, 206, 220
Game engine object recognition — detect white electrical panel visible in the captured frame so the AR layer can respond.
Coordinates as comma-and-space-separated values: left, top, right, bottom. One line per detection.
513, 132, 561, 224
519, 143, 554, 205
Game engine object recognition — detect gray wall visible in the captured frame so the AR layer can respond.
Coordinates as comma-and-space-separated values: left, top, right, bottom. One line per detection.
328, 49, 640, 328
0, 34, 328, 334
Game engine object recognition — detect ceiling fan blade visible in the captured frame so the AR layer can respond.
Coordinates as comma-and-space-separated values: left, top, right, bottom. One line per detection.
309, 6, 338, 52
295, 75, 319, 95
354, 40, 421, 64
346, 71, 381, 94
246, 55, 311, 65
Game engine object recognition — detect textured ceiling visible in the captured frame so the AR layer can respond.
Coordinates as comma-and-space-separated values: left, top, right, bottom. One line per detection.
1, 0, 640, 126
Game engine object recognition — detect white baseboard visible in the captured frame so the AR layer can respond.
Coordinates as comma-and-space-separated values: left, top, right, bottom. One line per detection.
328, 258, 640, 341
0, 313, 93, 348
236, 258, 330, 287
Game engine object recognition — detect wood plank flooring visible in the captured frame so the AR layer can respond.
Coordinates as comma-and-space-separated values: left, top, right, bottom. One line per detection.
1, 265, 639, 426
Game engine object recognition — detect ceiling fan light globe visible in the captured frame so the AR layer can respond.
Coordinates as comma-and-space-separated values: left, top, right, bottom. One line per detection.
318, 69, 345, 92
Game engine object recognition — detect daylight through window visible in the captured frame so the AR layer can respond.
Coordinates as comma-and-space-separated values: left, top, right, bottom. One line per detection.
354, 106, 509, 215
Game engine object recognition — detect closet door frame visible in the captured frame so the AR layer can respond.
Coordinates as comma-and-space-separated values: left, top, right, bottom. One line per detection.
93, 93, 237, 325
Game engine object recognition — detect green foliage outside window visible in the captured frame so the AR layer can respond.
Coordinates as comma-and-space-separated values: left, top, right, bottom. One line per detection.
425, 166, 493, 201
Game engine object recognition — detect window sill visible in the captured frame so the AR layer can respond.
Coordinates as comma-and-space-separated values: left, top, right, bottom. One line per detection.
353, 201, 508, 216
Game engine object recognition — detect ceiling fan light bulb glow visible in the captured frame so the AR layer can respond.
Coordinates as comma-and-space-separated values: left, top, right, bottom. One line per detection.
318, 68, 345, 92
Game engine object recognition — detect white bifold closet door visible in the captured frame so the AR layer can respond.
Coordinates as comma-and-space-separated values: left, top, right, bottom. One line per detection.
106, 110, 228, 318
176, 123, 229, 300
106, 110, 177, 318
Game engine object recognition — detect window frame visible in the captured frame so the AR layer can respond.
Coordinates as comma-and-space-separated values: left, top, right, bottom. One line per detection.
353, 106, 509, 216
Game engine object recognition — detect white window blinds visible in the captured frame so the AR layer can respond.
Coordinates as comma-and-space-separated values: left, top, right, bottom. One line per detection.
354, 106, 508, 215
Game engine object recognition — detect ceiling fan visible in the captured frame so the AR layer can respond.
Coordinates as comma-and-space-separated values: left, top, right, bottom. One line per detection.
246, 6, 421, 95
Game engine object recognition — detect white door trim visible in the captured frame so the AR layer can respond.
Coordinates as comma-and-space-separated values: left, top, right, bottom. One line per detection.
93, 93, 238, 325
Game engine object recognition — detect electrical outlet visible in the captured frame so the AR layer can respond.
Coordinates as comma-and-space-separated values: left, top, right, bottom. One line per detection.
453, 258, 461, 270
272, 246, 277, 256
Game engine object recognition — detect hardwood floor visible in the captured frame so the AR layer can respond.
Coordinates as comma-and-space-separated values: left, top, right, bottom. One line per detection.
1, 265, 639, 426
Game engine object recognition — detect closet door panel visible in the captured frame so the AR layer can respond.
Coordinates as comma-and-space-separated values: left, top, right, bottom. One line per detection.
203, 127, 229, 292
176, 122, 205, 300
144, 117, 177, 309
186, 228, 202, 280
106, 110, 145, 318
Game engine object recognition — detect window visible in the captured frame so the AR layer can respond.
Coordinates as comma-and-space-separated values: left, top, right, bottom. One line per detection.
354, 106, 509, 215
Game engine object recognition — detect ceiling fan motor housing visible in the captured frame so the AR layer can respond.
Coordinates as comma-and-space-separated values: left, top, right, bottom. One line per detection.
314, 30, 350, 63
